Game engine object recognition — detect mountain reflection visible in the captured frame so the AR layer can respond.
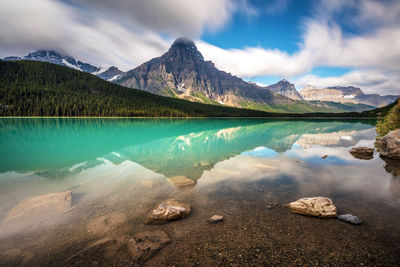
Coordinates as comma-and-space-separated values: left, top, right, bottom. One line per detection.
0, 118, 374, 179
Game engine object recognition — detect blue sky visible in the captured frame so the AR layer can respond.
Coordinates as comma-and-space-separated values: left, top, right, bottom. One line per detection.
0, 0, 399, 94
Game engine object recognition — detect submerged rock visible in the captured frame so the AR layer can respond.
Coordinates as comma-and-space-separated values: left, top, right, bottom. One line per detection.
0, 249, 35, 266
67, 237, 125, 263
167, 176, 195, 188
87, 212, 127, 236
287, 197, 337, 218
208, 215, 224, 223
349, 147, 374, 160
337, 214, 362, 225
146, 199, 190, 224
127, 230, 171, 264
375, 129, 400, 159
0, 190, 72, 237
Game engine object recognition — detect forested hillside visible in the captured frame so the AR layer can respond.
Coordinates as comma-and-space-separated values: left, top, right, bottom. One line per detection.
0, 60, 395, 118
0, 60, 277, 117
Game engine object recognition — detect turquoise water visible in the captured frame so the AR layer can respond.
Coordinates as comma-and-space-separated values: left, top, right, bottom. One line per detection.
0, 118, 399, 265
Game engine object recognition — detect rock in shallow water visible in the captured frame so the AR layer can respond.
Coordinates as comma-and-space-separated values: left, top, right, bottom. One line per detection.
337, 214, 362, 225
349, 147, 374, 160
127, 230, 171, 263
0, 190, 72, 237
146, 199, 190, 224
208, 215, 223, 223
287, 197, 337, 218
167, 176, 195, 188
375, 129, 400, 160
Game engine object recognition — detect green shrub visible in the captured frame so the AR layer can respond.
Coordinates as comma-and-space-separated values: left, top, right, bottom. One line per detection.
376, 99, 400, 137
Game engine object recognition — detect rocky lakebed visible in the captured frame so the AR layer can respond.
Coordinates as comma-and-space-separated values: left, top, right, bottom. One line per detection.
0, 120, 400, 266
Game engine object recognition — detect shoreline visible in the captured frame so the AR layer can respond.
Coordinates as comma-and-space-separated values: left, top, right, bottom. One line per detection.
0, 116, 378, 120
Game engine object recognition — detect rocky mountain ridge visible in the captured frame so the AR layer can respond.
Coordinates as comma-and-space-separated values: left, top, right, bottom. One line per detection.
299, 85, 397, 107
264, 79, 303, 100
2, 43, 397, 111
116, 38, 293, 109
3, 50, 125, 81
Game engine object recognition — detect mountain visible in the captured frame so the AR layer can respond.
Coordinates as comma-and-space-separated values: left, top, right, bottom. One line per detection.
116, 38, 377, 113
264, 79, 303, 100
97, 66, 124, 81
116, 38, 314, 112
0, 60, 287, 117
2, 50, 125, 82
299, 85, 398, 107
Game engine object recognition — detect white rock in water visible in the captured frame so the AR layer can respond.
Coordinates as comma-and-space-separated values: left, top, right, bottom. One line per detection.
287, 196, 337, 218
146, 199, 190, 224
208, 215, 223, 223
337, 214, 362, 225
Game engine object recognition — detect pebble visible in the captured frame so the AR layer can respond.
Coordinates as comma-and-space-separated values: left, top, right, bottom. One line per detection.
208, 215, 224, 223
337, 214, 362, 225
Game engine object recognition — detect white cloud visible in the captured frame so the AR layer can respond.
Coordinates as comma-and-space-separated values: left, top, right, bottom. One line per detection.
0, 0, 252, 70
0, 0, 172, 70
76, 0, 236, 38
195, 0, 400, 95
197, 14, 400, 78
0, 0, 399, 94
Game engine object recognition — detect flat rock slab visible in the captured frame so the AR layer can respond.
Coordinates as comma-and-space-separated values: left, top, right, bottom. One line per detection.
375, 128, 400, 160
87, 212, 127, 236
337, 214, 362, 225
67, 238, 125, 263
208, 215, 224, 223
0, 190, 72, 237
167, 176, 195, 188
146, 199, 190, 224
288, 197, 337, 218
349, 147, 374, 160
127, 230, 171, 264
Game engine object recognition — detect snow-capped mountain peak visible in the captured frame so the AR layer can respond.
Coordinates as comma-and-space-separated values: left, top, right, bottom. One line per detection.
2, 50, 125, 81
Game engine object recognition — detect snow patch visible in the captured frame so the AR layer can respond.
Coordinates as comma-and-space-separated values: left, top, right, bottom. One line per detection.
62, 59, 80, 70
343, 94, 355, 99
93, 68, 106, 75
108, 75, 120, 81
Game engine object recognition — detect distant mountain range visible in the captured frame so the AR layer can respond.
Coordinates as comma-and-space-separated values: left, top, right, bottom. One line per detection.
114, 38, 379, 113
299, 85, 397, 108
3, 39, 397, 112
3, 50, 124, 82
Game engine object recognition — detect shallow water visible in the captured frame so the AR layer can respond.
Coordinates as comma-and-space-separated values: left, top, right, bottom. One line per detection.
0, 118, 399, 266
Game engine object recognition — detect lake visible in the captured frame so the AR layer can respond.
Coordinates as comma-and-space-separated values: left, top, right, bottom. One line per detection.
0, 118, 399, 266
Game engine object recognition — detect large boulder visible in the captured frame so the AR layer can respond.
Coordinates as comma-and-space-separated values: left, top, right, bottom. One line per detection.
127, 230, 171, 263
146, 199, 190, 224
349, 147, 374, 160
0, 190, 72, 237
287, 197, 337, 218
375, 128, 400, 160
